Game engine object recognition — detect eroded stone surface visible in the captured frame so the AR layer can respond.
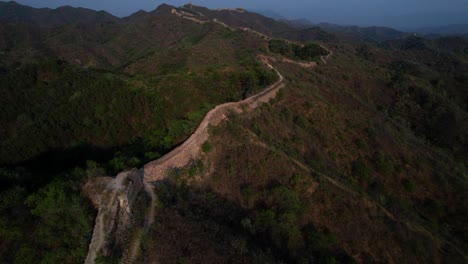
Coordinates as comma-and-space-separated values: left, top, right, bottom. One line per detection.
83, 169, 144, 264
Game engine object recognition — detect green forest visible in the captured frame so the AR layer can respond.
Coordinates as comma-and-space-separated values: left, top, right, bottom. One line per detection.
268, 39, 328, 61
0, 57, 276, 263
0, 1, 467, 263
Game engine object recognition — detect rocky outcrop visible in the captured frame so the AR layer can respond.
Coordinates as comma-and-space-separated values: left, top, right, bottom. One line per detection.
83, 169, 145, 264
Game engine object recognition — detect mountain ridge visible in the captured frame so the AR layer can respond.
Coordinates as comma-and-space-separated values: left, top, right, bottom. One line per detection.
0, 1, 118, 26
0, 2, 467, 264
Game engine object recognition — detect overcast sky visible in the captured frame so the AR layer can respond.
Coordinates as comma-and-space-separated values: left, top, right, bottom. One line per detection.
9, 0, 468, 28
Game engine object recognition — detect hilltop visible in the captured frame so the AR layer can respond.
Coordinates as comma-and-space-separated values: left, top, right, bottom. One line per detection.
0, 1, 118, 26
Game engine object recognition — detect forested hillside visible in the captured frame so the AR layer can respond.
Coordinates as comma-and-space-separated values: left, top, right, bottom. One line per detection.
0, 2, 467, 264
0, 3, 278, 263
150, 31, 467, 263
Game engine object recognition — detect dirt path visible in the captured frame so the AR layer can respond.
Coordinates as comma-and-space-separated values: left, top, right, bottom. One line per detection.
171, 8, 207, 24
319, 44, 333, 64
281, 57, 318, 68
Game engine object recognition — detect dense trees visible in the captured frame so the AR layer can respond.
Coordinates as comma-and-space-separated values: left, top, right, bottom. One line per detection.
0, 176, 94, 263
387, 56, 468, 163
0, 54, 277, 263
0, 58, 276, 169
269, 39, 328, 60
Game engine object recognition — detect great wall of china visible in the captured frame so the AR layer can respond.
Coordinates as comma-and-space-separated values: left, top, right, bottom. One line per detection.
83, 6, 333, 263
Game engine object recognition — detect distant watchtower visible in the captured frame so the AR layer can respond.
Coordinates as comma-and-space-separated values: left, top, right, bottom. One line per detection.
188, 2, 193, 9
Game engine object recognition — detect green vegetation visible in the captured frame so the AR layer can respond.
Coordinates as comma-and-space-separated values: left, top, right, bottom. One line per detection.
0, 2, 467, 264
0, 52, 276, 264
141, 181, 350, 263
0, 56, 276, 171
351, 159, 370, 183
203, 33, 468, 263
0, 172, 94, 263
402, 178, 417, 192
0, 4, 279, 263
201, 141, 213, 153
269, 39, 328, 60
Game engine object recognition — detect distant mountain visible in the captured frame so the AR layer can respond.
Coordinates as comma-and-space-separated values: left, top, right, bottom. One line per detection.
0, 3, 199, 68
386, 12, 468, 29
0, 2, 280, 165
278, 26, 337, 43
0, 1, 118, 27
183, 4, 335, 42
278, 18, 408, 42
413, 24, 468, 36
187, 4, 291, 36
249, 9, 285, 20
384, 34, 464, 51
432, 36, 468, 53
316, 23, 409, 42
280, 18, 314, 29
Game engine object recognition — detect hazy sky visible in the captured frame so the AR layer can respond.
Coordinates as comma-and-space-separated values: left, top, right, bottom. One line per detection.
9, 0, 468, 28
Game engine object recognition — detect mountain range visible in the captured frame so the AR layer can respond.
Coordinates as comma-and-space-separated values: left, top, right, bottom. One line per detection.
0, 2, 467, 264
0, 1, 118, 26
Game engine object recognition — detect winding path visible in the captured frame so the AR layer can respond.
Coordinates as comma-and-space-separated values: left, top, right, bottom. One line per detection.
143, 55, 285, 182
100, 55, 287, 264
85, 9, 334, 262
320, 44, 333, 64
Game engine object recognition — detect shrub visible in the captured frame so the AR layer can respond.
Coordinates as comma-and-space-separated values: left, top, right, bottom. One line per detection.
373, 152, 394, 176
255, 210, 276, 232
201, 141, 212, 153
303, 225, 338, 258
241, 186, 254, 200
352, 159, 370, 181
268, 39, 327, 60
403, 178, 417, 192
271, 186, 303, 214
